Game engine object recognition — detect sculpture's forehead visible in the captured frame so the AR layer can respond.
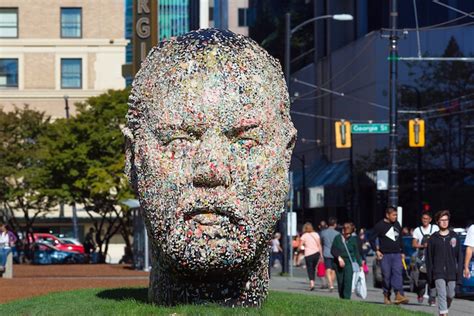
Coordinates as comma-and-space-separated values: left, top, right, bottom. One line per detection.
143, 66, 281, 131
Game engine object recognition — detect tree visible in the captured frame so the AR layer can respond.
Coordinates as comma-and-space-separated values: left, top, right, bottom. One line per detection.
44, 89, 134, 261
0, 106, 56, 251
403, 36, 474, 170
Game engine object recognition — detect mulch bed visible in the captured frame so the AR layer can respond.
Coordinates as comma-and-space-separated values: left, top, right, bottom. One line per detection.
0, 264, 149, 303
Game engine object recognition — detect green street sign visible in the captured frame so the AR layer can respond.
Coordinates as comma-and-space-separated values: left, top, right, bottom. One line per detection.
351, 123, 389, 134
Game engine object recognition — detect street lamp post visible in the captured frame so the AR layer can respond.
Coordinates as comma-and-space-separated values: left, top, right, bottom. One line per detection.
284, 13, 353, 89
388, 0, 399, 208
64, 95, 79, 240
283, 11, 352, 275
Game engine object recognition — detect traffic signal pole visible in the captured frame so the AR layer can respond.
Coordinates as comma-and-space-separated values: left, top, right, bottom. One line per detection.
388, 0, 399, 208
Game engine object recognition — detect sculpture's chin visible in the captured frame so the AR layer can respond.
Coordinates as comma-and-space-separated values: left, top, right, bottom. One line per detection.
159, 229, 259, 276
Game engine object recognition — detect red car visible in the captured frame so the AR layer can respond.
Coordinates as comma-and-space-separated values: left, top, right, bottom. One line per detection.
31, 233, 85, 254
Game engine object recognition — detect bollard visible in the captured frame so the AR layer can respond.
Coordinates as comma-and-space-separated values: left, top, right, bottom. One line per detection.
2, 250, 13, 278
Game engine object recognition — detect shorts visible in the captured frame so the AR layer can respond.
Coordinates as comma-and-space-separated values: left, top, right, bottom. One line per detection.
324, 257, 336, 270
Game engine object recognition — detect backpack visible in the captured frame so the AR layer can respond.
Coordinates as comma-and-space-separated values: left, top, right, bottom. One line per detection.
416, 225, 433, 273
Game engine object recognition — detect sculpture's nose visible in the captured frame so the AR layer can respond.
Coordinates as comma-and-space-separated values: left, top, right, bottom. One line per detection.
192, 131, 231, 188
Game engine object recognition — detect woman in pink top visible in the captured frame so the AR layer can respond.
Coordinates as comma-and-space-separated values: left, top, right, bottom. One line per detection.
300, 222, 323, 290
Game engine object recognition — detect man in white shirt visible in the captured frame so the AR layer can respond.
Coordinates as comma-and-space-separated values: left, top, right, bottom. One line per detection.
412, 211, 439, 305
464, 225, 474, 279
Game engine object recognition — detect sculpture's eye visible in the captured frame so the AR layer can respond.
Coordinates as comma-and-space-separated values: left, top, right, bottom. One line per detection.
166, 136, 192, 146
236, 137, 259, 149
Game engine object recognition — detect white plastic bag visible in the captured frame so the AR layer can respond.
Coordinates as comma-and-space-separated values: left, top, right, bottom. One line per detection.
354, 271, 367, 299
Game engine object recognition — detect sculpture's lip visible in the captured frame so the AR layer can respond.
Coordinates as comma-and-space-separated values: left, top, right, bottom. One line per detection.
184, 207, 242, 225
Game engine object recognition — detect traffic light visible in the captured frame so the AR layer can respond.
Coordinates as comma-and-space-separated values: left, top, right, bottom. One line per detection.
335, 120, 351, 148
409, 118, 425, 147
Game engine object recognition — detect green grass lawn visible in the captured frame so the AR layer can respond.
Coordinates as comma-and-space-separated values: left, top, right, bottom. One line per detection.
0, 288, 428, 316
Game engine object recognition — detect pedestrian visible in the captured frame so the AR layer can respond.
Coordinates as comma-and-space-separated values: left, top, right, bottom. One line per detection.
426, 210, 463, 316
318, 220, 328, 232
371, 206, 409, 305
320, 217, 339, 291
0, 222, 16, 273
83, 227, 97, 263
300, 222, 323, 291
330, 220, 362, 299
270, 232, 283, 270
463, 224, 474, 280
292, 234, 305, 267
412, 211, 439, 305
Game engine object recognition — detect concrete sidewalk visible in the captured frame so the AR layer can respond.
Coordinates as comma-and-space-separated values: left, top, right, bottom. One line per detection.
269, 274, 474, 316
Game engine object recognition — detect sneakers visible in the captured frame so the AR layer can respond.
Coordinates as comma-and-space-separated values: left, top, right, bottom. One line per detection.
394, 292, 409, 305
384, 294, 392, 305
417, 296, 424, 304
428, 298, 436, 307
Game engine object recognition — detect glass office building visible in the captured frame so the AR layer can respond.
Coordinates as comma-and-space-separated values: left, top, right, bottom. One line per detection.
159, 0, 190, 41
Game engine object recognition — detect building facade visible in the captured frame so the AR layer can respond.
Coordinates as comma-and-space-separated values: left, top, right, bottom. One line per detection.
0, 0, 127, 118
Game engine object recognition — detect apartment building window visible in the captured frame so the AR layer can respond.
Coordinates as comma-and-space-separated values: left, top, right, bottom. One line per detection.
238, 8, 248, 27
0, 8, 18, 38
61, 8, 82, 38
61, 59, 82, 89
0, 59, 18, 88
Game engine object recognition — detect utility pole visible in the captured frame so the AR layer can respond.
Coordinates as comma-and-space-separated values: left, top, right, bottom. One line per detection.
388, 0, 399, 208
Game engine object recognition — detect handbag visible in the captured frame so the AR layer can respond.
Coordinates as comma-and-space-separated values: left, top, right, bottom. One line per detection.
362, 261, 369, 274
317, 261, 326, 277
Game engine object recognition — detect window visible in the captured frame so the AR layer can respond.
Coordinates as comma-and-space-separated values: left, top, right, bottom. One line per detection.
0, 59, 18, 88
61, 8, 81, 38
61, 59, 82, 89
238, 8, 248, 27
0, 8, 18, 38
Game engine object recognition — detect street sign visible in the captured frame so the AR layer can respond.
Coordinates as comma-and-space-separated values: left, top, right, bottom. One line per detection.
351, 123, 389, 134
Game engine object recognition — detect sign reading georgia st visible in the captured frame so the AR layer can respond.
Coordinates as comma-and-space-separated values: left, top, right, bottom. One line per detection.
351, 123, 389, 134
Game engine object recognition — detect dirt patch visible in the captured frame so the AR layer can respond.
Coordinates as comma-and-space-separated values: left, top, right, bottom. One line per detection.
0, 264, 149, 303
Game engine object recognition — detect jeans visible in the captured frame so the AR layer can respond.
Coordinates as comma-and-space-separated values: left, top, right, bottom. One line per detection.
270, 251, 283, 268
0, 247, 12, 267
435, 279, 456, 314
380, 253, 404, 295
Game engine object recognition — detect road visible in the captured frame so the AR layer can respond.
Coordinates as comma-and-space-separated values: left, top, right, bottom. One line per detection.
269, 257, 474, 315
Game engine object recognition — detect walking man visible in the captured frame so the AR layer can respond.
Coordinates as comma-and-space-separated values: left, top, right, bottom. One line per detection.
372, 206, 409, 305
412, 211, 439, 305
270, 232, 283, 270
320, 217, 339, 291
462, 223, 474, 279
426, 210, 463, 316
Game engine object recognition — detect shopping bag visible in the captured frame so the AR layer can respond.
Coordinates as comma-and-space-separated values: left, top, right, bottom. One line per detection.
354, 271, 367, 299
317, 261, 326, 277
363, 261, 369, 274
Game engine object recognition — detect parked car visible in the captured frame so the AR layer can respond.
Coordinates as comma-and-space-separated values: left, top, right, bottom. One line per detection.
373, 236, 415, 288
59, 237, 82, 246
32, 233, 85, 254
32, 242, 85, 264
457, 235, 474, 297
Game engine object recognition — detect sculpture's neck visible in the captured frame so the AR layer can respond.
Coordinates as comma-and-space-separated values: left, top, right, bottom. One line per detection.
148, 251, 270, 307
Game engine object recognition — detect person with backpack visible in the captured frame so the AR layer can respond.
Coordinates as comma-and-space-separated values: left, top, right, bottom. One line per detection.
412, 211, 439, 305
426, 210, 464, 316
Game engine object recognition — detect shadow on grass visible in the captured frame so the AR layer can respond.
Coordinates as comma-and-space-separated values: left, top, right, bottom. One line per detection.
96, 288, 149, 304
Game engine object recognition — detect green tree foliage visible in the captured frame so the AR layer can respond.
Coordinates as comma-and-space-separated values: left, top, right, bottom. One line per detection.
44, 89, 134, 260
0, 106, 55, 245
402, 36, 474, 170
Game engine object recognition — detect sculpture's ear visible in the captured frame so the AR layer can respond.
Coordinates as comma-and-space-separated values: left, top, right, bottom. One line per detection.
122, 126, 138, 193
284, 127, 297, 167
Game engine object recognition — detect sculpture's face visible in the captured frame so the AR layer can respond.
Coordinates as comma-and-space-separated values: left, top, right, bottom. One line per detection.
126, 30, 295, 275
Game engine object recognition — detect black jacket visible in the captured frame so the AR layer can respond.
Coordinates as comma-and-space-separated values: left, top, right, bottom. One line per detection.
426, 230, 464, 285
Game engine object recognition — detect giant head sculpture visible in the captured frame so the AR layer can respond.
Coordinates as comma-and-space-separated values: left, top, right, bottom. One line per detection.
124, 29, 296, 307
